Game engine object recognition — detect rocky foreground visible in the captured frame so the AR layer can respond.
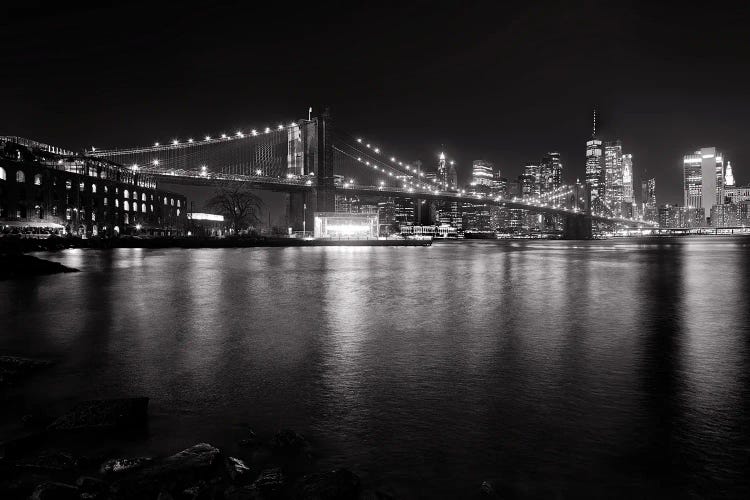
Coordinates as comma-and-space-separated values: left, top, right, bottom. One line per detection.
0, 395, 381, 500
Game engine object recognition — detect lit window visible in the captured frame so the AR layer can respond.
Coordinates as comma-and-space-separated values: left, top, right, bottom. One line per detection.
124, 201, 130, 211
34, 174, 42, 186
176, 208, 180, 216
66, 208, 71, 220
66, 180, 72, 190
91, 184, 97, 193
150, 204, 153, 212
91, 212, 96, 221
124, 213, 129, 224
133, 202, 138, 212
0, 166, 6, 181
133, 191, 138, 200
115, 199, 119, 208
79, 182, 85, 191
171, 198, 174, 206
164, 197, 167, 205
124, 189, 129, 199
141, 204, 146, 213
16, 170, 25, 183
142, 193, 146, 201
104, 197, 108, 206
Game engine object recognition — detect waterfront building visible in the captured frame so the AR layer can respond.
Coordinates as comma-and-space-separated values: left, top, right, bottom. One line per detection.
724, 184, 750, 204
641, 177, 657, 222
683, 147, 724, 223
0, 136, 187, 236
377, 200, 396, 236
710, 203, 740, 227
313, 212, 378, 239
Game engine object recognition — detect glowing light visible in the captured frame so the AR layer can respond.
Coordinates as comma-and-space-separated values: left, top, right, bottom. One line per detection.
265, 127, 271, 133
391, 157, 396, 162
374, 148, 380, 153
357, 138, 362, 143
439, 152, 446, 160
154, 142, 160, 146
221, 134, 227, 139
278, 124, 284, 130
256, 169, 262, 175
251, 129, 258, 136
205, 135, 211, 140
135, 224, 142, 230
236, 131, 244, 137
152, 160, 160, 166
188, 138, 194, 143
172, 139, 179, 145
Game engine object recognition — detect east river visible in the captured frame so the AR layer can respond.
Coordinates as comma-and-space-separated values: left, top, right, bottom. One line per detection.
2, 238, 749, 497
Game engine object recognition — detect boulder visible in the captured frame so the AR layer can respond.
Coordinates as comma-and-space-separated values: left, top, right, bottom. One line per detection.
294, 469, 360, 500
225, 456, 252, 483
237, 429, 260, 448
16, 449, 78, 471
252, 468, 284, 497
0, 355, 52, 387
272, 429, 310, 456
100, 456, 152, 474
49, 397, 149, 431
29, 481, 79, 500
111, 443, 221, 497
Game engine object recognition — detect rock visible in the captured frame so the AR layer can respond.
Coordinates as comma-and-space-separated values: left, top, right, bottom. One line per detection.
76, 475, 107, 493
111, 443, 221, 497
29, 481, 79, 500
295, 469, 360, 499
0, 254, 79, 281
225, 456, 252, 483
100, 456, 152, 474
49, 397, 149, 431
272, 429, 310, 455
252, 468, 284, 497
237, 430, 260, 448
16, 449, 78, 471
0, 355, 52, 386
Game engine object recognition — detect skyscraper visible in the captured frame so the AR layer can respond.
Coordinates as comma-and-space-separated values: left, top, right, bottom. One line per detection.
641, 177, 656, 222
585, 111, 604, 203
725, 161, 735, 187
604, 140, 623, 211
471, 160, 494, 187
622, 154, 634, 203
683, 147, 724, 222
437, 152, 447, 188
540, 152, 562, 193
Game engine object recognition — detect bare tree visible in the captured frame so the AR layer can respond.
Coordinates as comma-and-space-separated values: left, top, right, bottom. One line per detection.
205, 182, 264, 232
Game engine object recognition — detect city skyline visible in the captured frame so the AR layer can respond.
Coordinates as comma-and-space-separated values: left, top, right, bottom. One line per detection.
3, 2, 750, 205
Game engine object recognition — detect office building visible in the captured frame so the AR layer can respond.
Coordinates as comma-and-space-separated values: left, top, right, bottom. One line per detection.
472, 160, 494, 187
540, 152, 563, 193
683, 147, 724, 223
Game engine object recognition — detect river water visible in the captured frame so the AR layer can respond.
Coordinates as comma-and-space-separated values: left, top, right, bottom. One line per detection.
2, 238, 749, 497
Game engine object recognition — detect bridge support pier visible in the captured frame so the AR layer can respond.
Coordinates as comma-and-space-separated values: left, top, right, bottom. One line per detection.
286, 191, 315, 234
562, 213, 592, 239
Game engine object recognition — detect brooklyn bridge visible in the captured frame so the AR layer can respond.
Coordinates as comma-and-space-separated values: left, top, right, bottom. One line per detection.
84, 110, 653, 239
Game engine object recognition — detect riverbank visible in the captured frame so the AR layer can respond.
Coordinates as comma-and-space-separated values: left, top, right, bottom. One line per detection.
0, 253, 79, 280
0, 235, 431, 253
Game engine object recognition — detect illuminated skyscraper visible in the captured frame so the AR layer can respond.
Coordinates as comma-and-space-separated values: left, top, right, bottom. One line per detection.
604, 140, 623, 211
683, 147, 724, 222
641, 177, 656, 222
540, 152, 562, 193
725, 161, 735, 186
622, 153, 634, 204
472, 160, 494, 186
585, 110, 604, 203
437, 152, 447, 187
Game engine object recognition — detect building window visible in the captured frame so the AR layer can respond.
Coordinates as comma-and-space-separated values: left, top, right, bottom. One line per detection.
141, 204, 145, 213
115, 199, 119, 208
51, 206, 57, 216
104, 185, 108, 193
133, 202, 138, 212
124, 201, 130, 211
104, 197, 108, 206
177, 199, 181, 208
66, 180, 72, 190
133, 191, 138, 200
34, 174, 42, 186
164, 197, 168, 205
142, 193, 146, 201
92, 184, 97, 193
91, 212, 96, 222
171, 198, 175, 206
124, 213, 129, 224
0, 166, 6, 181
176, 208, 180, 216
79, 182, 85, 191
66, 208, 71, 220
150, 204, 154, 212
16, 170, 25, 183
124, 189, 129, 199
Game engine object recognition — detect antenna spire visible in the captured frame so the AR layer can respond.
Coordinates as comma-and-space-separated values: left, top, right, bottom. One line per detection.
592, 108, 597, 138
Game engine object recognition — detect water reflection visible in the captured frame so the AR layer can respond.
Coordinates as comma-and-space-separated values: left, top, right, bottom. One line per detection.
1, 239, 748, 497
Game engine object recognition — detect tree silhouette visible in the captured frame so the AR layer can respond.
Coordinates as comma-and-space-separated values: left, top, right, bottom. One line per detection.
205, 182, 264, 231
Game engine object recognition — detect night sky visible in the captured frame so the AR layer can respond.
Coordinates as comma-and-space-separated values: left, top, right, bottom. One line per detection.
3, 1, 750, 205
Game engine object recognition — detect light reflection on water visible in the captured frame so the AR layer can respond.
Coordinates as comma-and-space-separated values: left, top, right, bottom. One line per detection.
1, 238, 749, 497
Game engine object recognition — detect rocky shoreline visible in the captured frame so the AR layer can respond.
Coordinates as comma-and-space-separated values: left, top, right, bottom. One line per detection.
0, 254, 78, 280
0, 356, 385, 500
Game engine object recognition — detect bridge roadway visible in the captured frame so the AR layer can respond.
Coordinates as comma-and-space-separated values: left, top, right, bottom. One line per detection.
150, 169, 652, 228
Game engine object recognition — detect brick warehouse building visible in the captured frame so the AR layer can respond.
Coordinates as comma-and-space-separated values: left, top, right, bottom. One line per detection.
0, 137, 187, 236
